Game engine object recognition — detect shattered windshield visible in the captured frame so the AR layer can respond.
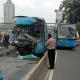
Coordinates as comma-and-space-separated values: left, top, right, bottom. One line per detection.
14, 26, 42, 42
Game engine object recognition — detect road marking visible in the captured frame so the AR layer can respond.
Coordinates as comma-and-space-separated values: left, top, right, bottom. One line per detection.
44, 70, 51, 80
55, 51, 57, 63
47, 51, 57, 80
48, 70, 54, 80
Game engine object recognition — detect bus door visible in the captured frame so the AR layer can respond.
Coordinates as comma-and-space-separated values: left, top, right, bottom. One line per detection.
45, 29, 55, 40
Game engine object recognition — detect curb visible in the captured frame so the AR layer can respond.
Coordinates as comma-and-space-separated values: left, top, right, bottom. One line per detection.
21, 52, 48, 80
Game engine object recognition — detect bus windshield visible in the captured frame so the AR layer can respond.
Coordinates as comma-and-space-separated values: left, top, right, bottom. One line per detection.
58, 25, 76, 39
14, 26, 43, 41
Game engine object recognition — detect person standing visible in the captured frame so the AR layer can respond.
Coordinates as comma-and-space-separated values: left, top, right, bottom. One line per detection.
3, 34, 6, 48
3, 33, 10, 49
45, 34, 56, 69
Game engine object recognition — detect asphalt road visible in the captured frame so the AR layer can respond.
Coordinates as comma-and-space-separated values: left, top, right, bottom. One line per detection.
0, 57, 38, 80
53, 46, 80, 80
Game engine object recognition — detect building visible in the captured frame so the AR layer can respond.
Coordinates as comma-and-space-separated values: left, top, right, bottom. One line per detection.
55, 10, 63, 23
4, 0, 15, 23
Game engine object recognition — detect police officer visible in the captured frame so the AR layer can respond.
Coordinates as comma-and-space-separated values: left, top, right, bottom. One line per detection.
45, 34, 56, 69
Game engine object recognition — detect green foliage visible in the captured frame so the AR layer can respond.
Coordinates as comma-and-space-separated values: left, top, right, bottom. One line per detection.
59, 0, 80, 24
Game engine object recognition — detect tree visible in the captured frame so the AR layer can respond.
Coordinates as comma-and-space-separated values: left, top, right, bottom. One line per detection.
59, 0, 80, 24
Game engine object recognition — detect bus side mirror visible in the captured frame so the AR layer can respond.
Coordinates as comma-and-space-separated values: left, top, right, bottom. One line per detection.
55, 30, 57, 33
54, 29, 57, 33
54, 27, 57, 33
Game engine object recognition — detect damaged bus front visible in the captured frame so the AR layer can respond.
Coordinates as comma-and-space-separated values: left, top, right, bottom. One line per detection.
12, 16, 46, 57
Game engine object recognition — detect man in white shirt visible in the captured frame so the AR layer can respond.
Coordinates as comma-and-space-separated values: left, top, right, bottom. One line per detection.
45, 34, 56, 69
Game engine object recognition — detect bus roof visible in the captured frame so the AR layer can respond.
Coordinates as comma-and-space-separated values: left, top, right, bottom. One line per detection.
16, 17, 36, 25
15, 16, 45, 24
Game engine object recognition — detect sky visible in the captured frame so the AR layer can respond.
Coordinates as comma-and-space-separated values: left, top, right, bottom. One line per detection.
0, 0, 63, 23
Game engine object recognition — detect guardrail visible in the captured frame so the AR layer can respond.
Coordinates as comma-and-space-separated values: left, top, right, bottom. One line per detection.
21, 52, 48, 80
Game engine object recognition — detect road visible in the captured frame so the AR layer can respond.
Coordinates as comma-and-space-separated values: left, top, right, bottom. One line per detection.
53, 46, 80, 80
0, 47, 38, 80
0, 56, 38, 80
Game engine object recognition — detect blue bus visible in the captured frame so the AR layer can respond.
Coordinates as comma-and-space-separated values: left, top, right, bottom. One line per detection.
12, 16, 46, 57
55, 24, 76, 48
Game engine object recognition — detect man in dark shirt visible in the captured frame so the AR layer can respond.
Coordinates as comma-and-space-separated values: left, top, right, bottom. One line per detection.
3, 33, 10, 49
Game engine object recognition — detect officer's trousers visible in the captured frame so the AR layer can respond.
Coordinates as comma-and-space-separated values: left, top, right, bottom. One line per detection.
48, 49, 55, 69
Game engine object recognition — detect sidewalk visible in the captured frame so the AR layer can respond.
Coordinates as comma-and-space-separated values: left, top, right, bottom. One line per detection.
0, 45, 15, 57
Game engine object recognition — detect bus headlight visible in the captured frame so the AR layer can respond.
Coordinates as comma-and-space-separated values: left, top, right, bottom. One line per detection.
58, 42, 60, 45
58, 40, 61, 44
